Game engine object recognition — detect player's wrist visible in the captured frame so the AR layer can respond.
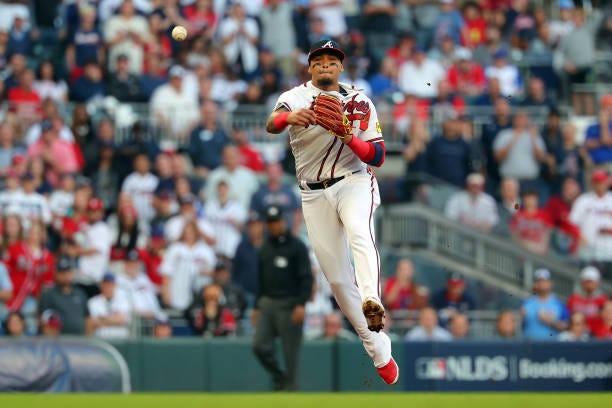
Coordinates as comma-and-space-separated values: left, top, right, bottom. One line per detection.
273, 111, 290, 131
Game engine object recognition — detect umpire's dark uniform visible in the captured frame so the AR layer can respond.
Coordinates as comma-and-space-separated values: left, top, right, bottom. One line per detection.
252, 205, 313, 391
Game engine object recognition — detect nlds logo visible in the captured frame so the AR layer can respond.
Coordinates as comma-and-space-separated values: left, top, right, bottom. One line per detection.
416, 356, 509, 381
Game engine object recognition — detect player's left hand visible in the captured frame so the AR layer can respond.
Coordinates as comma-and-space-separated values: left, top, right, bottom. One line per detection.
311, 93, 353, 140
290, 305, 305, 325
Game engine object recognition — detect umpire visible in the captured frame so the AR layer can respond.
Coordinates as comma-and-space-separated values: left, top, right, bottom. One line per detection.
252, 204, 313, 391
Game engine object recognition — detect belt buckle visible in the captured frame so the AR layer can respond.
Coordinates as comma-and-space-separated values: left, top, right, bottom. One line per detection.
322, 179, 330, 189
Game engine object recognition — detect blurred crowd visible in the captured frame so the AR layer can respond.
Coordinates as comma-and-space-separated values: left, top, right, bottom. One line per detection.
0, 0, 612, 340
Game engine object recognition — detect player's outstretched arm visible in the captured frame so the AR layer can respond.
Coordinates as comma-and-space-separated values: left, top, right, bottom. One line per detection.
266, 107, 317, 134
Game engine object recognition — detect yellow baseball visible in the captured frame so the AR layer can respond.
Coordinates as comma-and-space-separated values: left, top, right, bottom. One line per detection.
172, 25, 187, 41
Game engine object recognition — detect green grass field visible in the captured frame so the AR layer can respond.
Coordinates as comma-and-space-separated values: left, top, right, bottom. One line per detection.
0, 393, 611, 408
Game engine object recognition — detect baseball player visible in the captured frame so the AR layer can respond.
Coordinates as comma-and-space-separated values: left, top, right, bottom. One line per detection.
265, 40, 398, 385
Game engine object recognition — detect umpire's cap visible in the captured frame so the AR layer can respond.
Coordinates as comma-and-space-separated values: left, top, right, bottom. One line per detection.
308, 40, 345, 63
265, 205, 284, 222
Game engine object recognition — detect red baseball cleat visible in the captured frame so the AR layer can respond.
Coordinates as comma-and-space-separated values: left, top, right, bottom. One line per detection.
377, 357, 399, 385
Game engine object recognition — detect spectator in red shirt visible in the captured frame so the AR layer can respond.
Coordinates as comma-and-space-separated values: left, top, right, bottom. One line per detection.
183, 0, 218, 41
137, 228, 166, 289
544, 176, 582, 254
8, 68, 41, 123
385, 31, 415, 67
383, 258, 429, 312
446, 47, 486, 100
591, 300, 612, 339
3, 221, 54, 325
567, 266, 609, 335
232, 127, 265, 173
510, 189, 554, 254
462, 1, 487, 48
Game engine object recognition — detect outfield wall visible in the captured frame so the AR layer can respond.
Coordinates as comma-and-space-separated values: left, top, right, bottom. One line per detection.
106, 338, 612, 392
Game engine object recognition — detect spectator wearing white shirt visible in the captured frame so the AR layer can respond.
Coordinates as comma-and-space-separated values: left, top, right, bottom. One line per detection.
104, 0, 150, 74
24, 101, 75, 146
72, 199, 112, 297
485, 49, 522, 98
18, 173, 52, 225
558, 312, 589, 342
121, 153, 159, 225
116, 250, 162, 320
310, 0, 347, 39
405, 307, 453, 341
48, 173, 75, 220
569, 170, 612, 279
164, 193, 216, 244
218, 3, 260, 76
88, 273, 131, 339
398, 46, 446, 99
203, 145, 259, 210
150, 65, 199, 141
0, 169, 24, 215
445, 173, 499, 232
160, 220, 217, 312
204, 180, 247, 260
33, 61, 68, 103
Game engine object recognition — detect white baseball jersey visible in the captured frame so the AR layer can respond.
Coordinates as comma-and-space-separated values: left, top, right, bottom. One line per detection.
87, 290, 131, 338
274, 81, 383, 183
203, 198, 247, 259
48, 190, 74, 217
164, 215, 215, 243
19, 192, 52, 225
121, 172, 159, 222
116, 273, 161, 317
569, 191, 612, 260
159, 241, 216, 311
76, 221, 112, 284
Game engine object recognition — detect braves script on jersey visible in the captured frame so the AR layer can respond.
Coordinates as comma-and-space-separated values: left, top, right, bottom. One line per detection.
275, 81, 382, 183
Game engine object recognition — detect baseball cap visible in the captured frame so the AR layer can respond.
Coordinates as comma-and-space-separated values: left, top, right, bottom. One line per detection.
466, 173, 485, 186
265, 205, 284, 222
591, 170, 609, 183
580, 266, 601, 282
11, 154, 25, 165
56, 256, 73, 272
41, 310, 62, 329
214, 261, 228, 271
308, 40, 345, 63
179, 193, 197, 205
41, 120, 54, 132
87, 197, 105, 212
20, 172, 34, 181
447, 272, 465, 286
412, 45, 426, 54
102, 272, 116, 282
126, 249, 140, 262
155, 189, 173, 200
454, 47, 473, 61
601, 94, 612, 107
558, 0, 574, 9
168, 65, 186, 78
534, 268, 551, 281
493, 48, 508, 59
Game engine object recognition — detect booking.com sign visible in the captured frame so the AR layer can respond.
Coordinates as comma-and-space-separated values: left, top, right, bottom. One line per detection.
404, 342, 612, 391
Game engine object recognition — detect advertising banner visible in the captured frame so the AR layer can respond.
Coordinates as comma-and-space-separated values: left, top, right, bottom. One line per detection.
403, 341, 612, 391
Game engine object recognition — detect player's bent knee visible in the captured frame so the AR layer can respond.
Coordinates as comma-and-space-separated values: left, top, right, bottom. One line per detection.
253, 342, 274, 357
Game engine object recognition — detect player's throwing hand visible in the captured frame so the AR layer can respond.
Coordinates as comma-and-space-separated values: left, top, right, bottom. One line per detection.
288, 109, 317, 128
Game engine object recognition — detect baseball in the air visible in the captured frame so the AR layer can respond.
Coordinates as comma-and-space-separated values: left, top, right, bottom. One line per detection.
172, 25, 188, 41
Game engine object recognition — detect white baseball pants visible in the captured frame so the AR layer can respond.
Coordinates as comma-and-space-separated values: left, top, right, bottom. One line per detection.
301, 171, 391, 367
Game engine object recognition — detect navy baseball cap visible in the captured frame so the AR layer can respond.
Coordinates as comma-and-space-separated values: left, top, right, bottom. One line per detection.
56, 256, 73, 272
265, 205, 284, 222
126, 249, 140, 261
308, 40, 345, 63
102, 272, 116, 282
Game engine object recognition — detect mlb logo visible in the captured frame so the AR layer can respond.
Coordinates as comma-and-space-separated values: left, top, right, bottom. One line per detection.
415, 357, 447, 380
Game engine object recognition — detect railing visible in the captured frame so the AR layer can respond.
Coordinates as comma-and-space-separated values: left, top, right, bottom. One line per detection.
389, 309, 505, 339
377, 203, 612, 298
0, 99, 573, 154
